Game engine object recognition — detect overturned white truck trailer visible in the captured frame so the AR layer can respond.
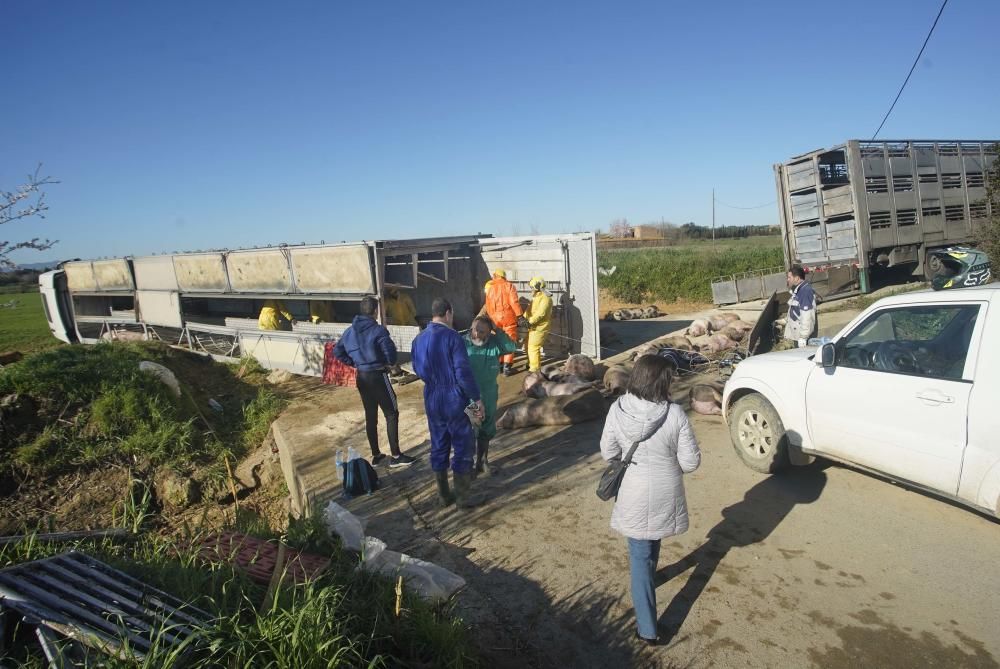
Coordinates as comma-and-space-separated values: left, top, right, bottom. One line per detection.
39, 234, 602, 374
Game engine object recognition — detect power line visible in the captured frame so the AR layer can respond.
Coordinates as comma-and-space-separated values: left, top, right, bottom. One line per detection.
712, 196, 776, 210
871, 0, 949, 139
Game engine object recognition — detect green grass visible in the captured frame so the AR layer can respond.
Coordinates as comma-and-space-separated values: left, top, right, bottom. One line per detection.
598, 238, 785, 303
0, 290, 61, 355
0, 511, 478, 668
0, 342, 286, 479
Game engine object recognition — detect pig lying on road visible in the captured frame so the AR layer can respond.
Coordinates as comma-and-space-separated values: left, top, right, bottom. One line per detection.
686, 318, 711, 337
689, 382, 725, 415
602, 363, 632, 395
496, 389, 606, 429
523, 372, 596, 398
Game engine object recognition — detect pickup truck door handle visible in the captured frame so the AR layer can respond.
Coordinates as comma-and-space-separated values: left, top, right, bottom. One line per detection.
916, 390, 954, 404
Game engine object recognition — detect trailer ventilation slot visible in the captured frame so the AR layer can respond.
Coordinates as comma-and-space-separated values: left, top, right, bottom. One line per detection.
941, 173, 964, 190
869, 212, 892, 229
896, 209, 917, 226
892, 176, 914, 193
865, 176, 889, 194
945, 205, 966, 222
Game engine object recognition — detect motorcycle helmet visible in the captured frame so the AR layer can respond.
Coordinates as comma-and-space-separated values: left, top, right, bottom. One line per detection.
929, 246, 992, 291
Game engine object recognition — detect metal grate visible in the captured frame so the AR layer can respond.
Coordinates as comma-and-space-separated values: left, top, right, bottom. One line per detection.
0, 551, 213, 661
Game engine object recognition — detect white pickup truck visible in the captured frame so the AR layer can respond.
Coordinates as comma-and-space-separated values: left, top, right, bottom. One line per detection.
722, 285, 1000, 518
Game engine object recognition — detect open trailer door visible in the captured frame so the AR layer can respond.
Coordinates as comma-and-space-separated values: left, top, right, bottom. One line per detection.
476, 233, 602, 359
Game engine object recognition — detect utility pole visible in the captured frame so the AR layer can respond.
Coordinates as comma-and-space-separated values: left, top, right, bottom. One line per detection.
712, 188, 716, 245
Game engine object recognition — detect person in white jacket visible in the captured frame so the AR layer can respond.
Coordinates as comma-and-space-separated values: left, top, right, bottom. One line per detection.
600, 354, 701, 645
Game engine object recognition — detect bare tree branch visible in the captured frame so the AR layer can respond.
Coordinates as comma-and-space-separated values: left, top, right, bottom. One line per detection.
1, 164, 59, 269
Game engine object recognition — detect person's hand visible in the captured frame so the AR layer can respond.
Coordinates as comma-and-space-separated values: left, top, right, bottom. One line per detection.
473, 399, 485, 419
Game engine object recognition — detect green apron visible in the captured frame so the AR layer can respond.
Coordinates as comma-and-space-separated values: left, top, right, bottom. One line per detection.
463, 330, 518, 439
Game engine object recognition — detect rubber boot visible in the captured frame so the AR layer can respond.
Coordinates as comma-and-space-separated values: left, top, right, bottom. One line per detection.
434, 470, 455, 508
453, 472, 486, 509
475, 437, 497, 478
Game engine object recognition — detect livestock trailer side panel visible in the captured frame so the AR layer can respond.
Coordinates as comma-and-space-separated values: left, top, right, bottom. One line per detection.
775, 139, 999, 297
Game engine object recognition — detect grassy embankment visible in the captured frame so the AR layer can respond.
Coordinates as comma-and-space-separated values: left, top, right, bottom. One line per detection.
0, 342, 477, 667
598, 237, 784, 304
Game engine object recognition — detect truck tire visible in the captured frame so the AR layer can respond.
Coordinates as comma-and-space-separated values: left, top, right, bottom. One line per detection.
923, 248, 943, 282
728, 393, 790, 474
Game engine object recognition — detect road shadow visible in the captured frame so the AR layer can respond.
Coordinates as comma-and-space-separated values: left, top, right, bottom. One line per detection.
360, 506, 648, 668
601, 318, 694, 355
655, 461, 829, 641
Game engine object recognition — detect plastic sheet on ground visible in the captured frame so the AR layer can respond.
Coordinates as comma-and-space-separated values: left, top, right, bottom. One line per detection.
324, 501, 366, 552
138, 361, 181, 397
360, 537, 466, 603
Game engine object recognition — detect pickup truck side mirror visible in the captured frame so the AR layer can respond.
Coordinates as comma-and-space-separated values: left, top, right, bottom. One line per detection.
821, 342, 836, 368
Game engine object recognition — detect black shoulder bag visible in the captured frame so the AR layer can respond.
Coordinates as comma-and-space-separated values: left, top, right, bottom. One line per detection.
597, 402, 674, 500
596, 440, 641, 501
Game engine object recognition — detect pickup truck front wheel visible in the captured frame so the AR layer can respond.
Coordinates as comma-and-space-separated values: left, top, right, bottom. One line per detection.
729, 393, 789, 473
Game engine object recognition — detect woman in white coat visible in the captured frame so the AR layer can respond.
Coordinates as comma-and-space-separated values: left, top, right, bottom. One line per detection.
600, 354, 701, 644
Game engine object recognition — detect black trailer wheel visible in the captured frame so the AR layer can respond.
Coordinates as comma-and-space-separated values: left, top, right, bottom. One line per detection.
924, 248, 943, 281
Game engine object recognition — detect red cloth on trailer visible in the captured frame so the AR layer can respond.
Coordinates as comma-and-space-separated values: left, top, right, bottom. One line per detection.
323, 340, 357, 387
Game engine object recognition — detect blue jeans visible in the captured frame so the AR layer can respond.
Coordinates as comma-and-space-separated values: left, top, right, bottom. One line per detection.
628, 538, 661, 640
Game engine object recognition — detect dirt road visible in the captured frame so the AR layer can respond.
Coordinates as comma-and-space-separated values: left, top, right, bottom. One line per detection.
276, 313, 999, 668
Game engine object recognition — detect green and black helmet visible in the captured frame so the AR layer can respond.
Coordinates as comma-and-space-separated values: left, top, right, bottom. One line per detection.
929, 246, 993, 291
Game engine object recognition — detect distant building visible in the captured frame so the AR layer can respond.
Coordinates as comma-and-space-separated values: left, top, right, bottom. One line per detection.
632, 225, 663, 239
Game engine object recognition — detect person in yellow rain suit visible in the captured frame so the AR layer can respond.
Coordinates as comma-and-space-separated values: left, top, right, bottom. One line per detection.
259, 300, 295, 330
309, 300, 336, 324
520, 276, 553, 373
385, 287, 418, 326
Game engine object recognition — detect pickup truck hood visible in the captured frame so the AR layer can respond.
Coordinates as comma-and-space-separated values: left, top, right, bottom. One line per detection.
739, 348, 816, 367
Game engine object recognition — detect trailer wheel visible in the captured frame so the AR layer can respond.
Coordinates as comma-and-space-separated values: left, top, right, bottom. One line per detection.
729, 393, 790, 474
923, 248, 943, 281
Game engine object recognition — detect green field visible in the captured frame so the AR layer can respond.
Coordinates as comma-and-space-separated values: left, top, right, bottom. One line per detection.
598, 237, 785, 303
0, 290, 61, 355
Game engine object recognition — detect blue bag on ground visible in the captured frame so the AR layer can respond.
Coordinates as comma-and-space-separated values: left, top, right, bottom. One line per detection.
342, 458, 379, 497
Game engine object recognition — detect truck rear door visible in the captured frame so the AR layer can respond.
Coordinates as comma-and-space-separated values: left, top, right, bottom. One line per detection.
476, 234, 601, 359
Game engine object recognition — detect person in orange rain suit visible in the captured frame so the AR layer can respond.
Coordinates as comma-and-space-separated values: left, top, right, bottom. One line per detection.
483, 269, 522, 376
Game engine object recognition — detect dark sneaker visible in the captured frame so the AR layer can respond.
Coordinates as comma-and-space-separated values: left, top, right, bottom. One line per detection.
389, 454, 416, 469
371, 453, 387, 466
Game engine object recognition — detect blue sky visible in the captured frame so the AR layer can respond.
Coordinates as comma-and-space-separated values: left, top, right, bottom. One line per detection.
3, 0, 997, 263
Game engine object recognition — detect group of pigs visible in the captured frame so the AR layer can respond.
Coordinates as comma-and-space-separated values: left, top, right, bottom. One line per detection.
602, 305, 662, 321
495, 315, 739, 429
683, 312, 754, 354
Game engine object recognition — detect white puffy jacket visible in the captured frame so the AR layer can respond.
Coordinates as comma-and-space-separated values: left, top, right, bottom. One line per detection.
600, 394, 701, 540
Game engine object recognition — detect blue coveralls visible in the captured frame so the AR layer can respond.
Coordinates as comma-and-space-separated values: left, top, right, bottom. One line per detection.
411, 322, 481, 474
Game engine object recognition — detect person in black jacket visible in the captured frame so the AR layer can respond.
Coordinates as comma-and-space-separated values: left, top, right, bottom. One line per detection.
333, 297, 416, 468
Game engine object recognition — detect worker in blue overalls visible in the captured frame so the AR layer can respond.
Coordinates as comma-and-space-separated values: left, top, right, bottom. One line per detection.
411, 297, 486, 509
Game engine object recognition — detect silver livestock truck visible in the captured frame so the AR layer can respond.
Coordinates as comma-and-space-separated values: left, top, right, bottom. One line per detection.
776, 139, 997, 297
38, 233, 602, 375
712, 140, 997, 304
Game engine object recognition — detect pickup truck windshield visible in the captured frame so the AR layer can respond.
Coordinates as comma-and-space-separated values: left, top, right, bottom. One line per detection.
836, 304, 979, 380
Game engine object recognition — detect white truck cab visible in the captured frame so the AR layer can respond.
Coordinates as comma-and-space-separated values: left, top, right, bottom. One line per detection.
723, 285, 1000, 517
